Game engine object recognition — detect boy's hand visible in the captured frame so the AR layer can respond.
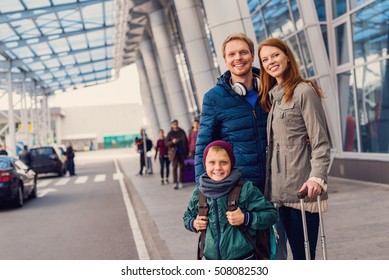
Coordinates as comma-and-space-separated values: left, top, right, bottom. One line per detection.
226, 207, 244, 226
193, 215, 208, 231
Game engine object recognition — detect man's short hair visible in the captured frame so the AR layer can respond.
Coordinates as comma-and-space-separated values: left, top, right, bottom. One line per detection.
222, 32, 254, 59
171, 119, 178, 124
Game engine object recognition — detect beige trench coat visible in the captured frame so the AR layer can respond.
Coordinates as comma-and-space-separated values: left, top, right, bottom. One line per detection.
265, 82, 330, 204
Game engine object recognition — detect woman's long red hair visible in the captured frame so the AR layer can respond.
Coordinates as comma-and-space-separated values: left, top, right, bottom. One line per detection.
258, 38, 323, 111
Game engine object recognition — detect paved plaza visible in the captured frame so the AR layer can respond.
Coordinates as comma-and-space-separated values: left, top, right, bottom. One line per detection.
117, 149, 389, 260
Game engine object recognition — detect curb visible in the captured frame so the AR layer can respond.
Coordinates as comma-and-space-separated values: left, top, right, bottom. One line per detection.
118, 160, 173, 260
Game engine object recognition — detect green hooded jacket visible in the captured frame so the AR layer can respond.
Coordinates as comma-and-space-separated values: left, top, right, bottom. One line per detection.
183, 180, 278, 260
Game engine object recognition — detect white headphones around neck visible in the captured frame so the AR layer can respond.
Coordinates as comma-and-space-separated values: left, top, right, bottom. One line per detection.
229, 74, 260, 96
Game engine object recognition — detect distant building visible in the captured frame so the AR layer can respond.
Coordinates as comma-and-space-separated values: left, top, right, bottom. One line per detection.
57, 103, 145, 151
0, 103, 145, 152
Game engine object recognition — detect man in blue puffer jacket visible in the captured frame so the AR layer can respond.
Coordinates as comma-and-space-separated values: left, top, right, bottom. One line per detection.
195, 32, 268, 193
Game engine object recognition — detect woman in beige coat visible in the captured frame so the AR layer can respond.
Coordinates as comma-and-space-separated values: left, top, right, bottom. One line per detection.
258, 38, 330, 260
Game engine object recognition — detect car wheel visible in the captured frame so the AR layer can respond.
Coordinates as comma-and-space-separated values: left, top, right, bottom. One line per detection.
58, 166, 64, 177
29, 177, 38, 199
13, 184, 24, 208
62, 164, 67, 176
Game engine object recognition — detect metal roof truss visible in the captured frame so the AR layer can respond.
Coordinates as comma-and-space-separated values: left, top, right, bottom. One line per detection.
0, 0, 116, 94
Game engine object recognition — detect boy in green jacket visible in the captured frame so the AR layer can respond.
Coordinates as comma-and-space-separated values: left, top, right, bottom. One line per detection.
183, 140, 278, 260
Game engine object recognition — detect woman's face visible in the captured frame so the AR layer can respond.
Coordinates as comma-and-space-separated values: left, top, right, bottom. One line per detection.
259, 45, 288, 84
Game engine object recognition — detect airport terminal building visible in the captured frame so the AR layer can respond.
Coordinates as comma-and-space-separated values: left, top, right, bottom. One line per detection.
0, 0, 388, 184
127, 0, 388, 184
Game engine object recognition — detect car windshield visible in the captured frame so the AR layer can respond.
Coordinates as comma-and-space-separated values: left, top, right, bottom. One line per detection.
31, 147, 55, 158
0, 157, 11, 169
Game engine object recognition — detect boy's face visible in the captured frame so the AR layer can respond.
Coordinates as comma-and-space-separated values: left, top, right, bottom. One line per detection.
205, 149, 231, 182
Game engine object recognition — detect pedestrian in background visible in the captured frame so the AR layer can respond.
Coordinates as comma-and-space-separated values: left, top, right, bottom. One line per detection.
66, 143, 76, 176
19, 145, 32, 167
155, 129, 170, 184
135, 129, 153, 176
258, 37, 330, 260
165, 119, 189, 189
187, 119, 199, 159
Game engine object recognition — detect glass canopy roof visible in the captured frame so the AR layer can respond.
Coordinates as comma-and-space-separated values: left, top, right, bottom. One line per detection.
0, 0, 117, 94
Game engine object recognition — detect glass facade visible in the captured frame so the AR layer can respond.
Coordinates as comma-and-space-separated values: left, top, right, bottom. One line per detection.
248, 0, 389, 156
337, 0, 389, 154
249, 0, 314, 78
335, 23, 350, 65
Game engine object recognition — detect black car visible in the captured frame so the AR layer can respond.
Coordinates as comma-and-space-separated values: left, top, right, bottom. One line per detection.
30, 145, 68, 177
0, 156, 37, 208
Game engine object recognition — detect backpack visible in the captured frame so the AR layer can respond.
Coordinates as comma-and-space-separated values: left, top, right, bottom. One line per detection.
197, 179, 272, 260
135, 137, 152, 153
146, 138, 153, 152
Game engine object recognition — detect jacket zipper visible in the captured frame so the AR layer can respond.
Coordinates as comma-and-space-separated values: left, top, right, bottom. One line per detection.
214, 199, 222, 260
226, 81, 266, 182
253, 99, 266, 181
276, 143, 280, 173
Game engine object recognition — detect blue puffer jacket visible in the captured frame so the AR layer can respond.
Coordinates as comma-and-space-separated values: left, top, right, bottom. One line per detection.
195, 67, 268, 192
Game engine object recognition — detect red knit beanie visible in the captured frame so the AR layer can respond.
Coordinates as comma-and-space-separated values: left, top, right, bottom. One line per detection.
203, 140, 236, 168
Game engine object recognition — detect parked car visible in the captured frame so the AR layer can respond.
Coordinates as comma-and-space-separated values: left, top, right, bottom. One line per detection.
30, 145, 68, 177
0, 156, 37, 208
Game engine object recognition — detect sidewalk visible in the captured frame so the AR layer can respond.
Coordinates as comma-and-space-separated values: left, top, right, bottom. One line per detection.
118, 150, 389, 260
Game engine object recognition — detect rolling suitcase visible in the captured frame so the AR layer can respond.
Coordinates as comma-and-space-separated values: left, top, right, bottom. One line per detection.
182, 158, 195, 183
297, 190, 327, 260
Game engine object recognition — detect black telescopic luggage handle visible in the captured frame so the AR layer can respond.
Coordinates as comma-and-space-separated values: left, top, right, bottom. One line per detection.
297, 189, 327, 260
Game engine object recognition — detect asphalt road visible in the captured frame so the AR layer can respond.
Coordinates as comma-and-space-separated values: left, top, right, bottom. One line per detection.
0, 150, 139, 260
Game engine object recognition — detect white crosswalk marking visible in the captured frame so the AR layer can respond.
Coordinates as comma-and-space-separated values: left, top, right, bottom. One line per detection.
37, 188, 57, 198
37, 174, 112, 187
113, 173, 123, 180
55, 178, 71, 186
94, 174, 106, 182
75, 176, 88, 184
37, 179, 53, 188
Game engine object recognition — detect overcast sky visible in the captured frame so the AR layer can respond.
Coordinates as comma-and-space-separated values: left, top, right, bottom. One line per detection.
48, 64, 142, 108
0, 64, 142, 110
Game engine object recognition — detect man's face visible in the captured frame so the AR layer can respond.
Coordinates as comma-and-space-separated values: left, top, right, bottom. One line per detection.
171, 122, 178, 131
224, 39, 254, 79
